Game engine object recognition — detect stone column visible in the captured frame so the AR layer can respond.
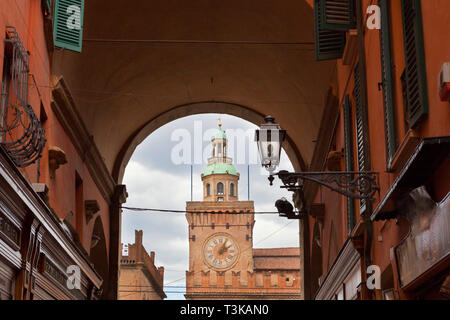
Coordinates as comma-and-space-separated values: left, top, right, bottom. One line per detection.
105, 184, 127, 300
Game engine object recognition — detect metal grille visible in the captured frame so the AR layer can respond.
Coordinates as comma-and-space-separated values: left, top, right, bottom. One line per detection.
1, 27, 46, 167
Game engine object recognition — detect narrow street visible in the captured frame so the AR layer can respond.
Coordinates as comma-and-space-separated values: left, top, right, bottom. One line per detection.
0, 0, 448, 307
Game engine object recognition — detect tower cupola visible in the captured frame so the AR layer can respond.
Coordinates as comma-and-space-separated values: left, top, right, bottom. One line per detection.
201, 120, 239, 201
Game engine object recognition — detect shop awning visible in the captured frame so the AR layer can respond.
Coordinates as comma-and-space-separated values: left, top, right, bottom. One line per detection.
371, 136, 450, 221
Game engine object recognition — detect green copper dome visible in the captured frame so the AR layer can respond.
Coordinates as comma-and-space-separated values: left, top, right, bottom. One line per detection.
212, 128, 227, 140
203, 162, 239, 177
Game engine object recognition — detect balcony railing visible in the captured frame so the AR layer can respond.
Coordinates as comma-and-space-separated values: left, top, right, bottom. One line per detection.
207, 156, 233, 165
0, 27, 46, 167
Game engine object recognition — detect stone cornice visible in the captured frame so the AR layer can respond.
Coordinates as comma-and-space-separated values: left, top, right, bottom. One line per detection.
315, 238, 360, 300
50, 76, 115, 203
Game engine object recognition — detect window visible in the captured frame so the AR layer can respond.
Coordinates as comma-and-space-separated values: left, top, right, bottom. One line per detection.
230, 183, 235, 196
206, 183, 211, 196
379, 0, 397, 170
217, 182, 224, 195
401, 0, 429, 128
53, 0, 85, 52
353, 62, 371, 214
314, 0, 355, 61
401, 71, 410, 132
343, 95, 355, 234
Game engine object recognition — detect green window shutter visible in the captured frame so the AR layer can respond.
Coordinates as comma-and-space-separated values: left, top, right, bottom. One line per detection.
343, 95, 355, 234
53, 0, 84, 52
401, 0, 428, 128
379, 0, 397, 169
314, 0, 346, 61
321, 0, 356, 30
353, 62, 370, 214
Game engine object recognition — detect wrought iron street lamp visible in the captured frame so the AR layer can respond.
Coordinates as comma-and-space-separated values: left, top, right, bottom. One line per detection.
255, 116, 379, 205
254, 115, 286, 175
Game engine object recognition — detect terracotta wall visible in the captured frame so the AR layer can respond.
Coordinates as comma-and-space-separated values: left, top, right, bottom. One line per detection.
310, 0, 450, 299
119, 231, 165, 300
0, 0, 110, 261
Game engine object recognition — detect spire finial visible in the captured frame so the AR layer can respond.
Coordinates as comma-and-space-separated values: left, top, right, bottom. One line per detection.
218, 117, 222, 128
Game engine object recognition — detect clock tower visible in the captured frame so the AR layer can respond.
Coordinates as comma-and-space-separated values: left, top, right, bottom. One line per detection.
185, 121, 301, 300
185, 122, 255, 299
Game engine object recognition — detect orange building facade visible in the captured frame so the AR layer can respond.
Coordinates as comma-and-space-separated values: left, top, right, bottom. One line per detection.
185, 126, 301, 300
300, 0, 449, 300
0, 0, 125, 300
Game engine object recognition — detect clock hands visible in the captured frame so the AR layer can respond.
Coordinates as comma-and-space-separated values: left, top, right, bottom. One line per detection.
217, 239, 231, 255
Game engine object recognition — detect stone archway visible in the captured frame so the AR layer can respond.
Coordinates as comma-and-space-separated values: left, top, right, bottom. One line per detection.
49, 0, 338, 300
112, 101, 306, 184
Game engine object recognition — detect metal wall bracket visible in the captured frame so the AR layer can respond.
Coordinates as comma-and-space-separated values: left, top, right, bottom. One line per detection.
271, 170, 379, 201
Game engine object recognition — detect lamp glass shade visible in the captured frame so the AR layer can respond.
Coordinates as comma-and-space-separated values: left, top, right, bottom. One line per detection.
255, 116, 286, 173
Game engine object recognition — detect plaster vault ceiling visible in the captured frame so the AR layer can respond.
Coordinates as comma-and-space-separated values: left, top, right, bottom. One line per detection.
52, 0, 335, 181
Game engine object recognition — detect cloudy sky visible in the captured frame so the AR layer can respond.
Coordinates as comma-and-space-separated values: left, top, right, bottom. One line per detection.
121, 113, 299, 299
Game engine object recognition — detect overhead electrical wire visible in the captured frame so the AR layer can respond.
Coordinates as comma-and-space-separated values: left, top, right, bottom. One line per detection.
121, 206, 280, 215
83, 38, 315, 46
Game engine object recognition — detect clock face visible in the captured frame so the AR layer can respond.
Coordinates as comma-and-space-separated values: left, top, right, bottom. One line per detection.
203, 234, 240, 270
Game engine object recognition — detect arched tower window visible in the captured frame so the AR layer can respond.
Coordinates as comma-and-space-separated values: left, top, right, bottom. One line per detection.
230, 183, 235, 196
206, 183, 211, 196
217, 182, 224, 195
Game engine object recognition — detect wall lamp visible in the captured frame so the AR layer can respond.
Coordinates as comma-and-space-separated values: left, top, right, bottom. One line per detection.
255, 116, 380, 207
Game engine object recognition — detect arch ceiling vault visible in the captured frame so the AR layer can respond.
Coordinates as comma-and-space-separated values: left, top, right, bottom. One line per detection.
52, 0, 335, 182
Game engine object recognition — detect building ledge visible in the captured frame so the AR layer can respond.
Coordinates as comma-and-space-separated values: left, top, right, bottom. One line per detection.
390, 129, 420, 172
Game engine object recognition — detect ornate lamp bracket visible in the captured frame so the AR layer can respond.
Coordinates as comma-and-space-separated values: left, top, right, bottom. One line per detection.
271, 170, 380, 201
